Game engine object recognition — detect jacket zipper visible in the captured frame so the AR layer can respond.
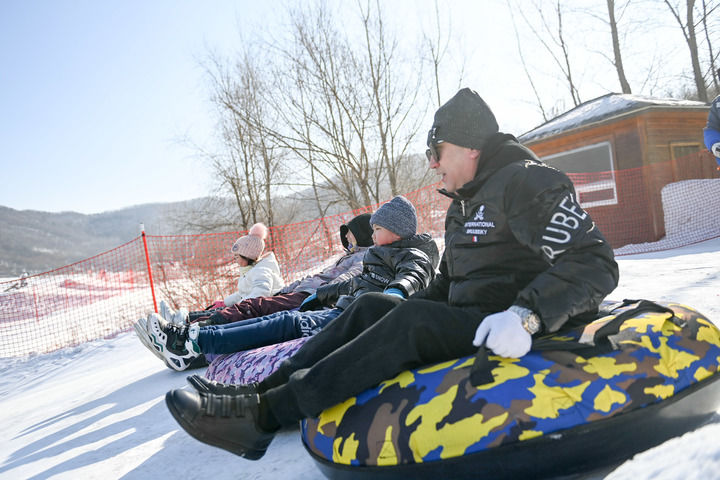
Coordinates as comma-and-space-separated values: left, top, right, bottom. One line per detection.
461, 200, 466, 217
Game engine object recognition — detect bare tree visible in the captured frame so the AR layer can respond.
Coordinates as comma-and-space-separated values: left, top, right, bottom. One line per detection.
359, 0, 432, 197
516, 0, 582, 107
266, 6, 379, 210
606, 0, 633, 93
700, 0, 720, 94
506, 0, 551, 121
580, 0, 642, 93
202, 50, 295, 231
664, 0, 708, 101
251, 1, 432, 211
424, 0, 451, 108
180, 0, 474, 237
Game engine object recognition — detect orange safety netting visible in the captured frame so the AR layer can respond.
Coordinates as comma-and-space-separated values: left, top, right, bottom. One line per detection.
1, 152, 718, 358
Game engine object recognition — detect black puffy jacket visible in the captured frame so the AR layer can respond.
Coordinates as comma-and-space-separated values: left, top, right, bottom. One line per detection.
413, 133, 619, 333
315, 233, 440, 307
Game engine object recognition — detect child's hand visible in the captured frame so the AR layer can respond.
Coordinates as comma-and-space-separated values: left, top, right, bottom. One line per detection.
383, 288, 406, 299
206, 300, 225, 310
299, 293, 321, 311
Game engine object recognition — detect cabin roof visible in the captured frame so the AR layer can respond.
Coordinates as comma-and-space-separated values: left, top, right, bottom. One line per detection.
518, 93, 708, 144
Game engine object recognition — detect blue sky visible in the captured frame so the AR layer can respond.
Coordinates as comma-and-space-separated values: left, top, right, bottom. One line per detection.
0, 1, 253, 214
0, 0, 696, 214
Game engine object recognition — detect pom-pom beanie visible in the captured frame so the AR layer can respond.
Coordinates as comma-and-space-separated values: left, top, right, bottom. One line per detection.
231, 223, 268, 260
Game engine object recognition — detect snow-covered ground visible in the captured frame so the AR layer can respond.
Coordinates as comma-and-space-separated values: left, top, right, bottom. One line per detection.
1, 236, 719, 480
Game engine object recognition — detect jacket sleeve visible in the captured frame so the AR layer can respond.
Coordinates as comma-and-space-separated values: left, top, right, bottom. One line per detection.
224, 262, 277, 306
705, 96, 720, 154
322, 251, 364, 287
315, 279, 352, 307
409, 255, 450, 301
278, 278, 301, 295
386, 248, 436, 297
707, 96, 720, 130
245, 264, 278, 299
704, 127, 720, 155
223, 290, 242, 307
506, 167, 619, 333
278, 250, 365, 294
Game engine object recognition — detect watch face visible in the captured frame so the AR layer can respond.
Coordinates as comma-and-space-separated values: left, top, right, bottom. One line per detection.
524, 315, 540, 334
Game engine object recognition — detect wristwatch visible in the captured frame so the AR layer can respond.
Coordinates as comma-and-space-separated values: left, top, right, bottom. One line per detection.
509, 305, 542, 334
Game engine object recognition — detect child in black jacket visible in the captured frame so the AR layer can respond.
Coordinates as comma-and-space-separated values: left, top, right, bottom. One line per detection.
299, 195, 439, 311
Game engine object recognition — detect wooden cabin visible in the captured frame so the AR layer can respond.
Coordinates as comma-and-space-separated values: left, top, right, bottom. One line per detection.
518, 93, 716, 248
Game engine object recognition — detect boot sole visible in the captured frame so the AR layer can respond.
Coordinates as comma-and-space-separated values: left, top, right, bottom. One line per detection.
145, 315, 200, 371
135, 320, 194, 371
165, 391, 267, 460
133, 321, 165, 361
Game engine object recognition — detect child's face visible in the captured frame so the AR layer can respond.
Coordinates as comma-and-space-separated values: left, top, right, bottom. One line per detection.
372, 224, 402, 246
234, 254, 250, 267
345, 231, 358, 252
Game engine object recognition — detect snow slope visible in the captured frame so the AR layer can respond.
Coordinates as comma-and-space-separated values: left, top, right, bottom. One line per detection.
1, 237, 719, 479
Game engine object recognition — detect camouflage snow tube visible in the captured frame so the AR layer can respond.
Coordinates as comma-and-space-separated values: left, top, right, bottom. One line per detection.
301, 300, 720, 479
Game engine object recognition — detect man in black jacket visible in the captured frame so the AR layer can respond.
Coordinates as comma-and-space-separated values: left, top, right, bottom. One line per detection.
164, 88, 619, 460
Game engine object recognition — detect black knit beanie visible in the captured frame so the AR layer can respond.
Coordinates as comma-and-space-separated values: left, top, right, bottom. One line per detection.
340, 213, 373, 250
369, 196, 417, 239
427, 88, 499, 150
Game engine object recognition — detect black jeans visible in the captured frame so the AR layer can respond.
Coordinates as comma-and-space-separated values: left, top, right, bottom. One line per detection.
260, 292, 487, 426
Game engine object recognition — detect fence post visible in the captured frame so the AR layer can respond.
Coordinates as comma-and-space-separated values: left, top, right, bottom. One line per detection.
141, 223, 158, 313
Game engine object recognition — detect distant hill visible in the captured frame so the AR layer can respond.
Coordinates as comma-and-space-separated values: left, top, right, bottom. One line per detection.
0, 202, 192, 277
0, 192, 362, 277
0, 153, 437, 277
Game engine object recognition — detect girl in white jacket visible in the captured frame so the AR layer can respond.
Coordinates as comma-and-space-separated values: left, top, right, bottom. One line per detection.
223, 223, 285, 307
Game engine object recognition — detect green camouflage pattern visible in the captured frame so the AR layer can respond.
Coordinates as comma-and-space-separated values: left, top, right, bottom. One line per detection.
301, 301, 720, 467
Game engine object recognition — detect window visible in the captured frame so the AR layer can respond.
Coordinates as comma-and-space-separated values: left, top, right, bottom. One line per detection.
541, 141, 618, 208
669, 142, 703, 180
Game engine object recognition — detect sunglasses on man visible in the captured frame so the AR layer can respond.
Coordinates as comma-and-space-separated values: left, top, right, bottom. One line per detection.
426, 126, 441, 164
425, 144, 440, 164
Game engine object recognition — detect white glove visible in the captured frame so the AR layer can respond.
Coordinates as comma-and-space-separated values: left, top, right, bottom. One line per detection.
473, 310, 532, 358
712, 142, 720, 158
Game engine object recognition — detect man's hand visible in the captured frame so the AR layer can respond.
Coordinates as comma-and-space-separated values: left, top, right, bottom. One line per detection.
712, 142, 720, 158
473, 310, 532, 358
